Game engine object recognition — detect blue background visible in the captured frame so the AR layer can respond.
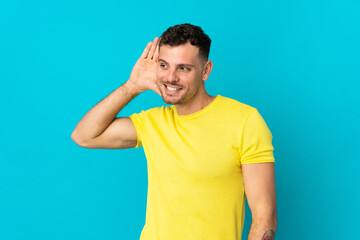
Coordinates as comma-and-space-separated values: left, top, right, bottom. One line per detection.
1, 0, 359, 239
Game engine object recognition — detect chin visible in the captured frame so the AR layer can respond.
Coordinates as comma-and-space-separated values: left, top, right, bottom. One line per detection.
162, 97, 181, 105
161, 94, 185, 105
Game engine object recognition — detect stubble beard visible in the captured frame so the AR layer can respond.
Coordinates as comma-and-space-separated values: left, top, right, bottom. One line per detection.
157, 76, 202, 105
161, 90, 187, 105
162, 84, 201, 106
156, 80, 185, 105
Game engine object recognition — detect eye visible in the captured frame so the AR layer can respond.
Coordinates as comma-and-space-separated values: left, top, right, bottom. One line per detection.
160, 64, 167, 69
180, 67, 190, 71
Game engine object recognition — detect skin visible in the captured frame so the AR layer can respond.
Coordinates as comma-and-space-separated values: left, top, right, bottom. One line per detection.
262, 230, 275, 240
156, 42, 215, 115
243, 162, 277, 239
72, 36, 277, 239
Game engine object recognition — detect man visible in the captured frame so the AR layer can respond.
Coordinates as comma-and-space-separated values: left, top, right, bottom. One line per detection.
71, 23, 277, 240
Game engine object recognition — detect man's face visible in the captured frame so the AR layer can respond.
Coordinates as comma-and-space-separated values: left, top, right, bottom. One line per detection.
156, 41, 206, 105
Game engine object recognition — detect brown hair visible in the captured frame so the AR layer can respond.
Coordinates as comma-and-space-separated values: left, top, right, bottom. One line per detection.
159, 23, 211, 62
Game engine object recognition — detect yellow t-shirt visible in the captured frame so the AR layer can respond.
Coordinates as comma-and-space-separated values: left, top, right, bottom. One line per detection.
129, 95, 275, 240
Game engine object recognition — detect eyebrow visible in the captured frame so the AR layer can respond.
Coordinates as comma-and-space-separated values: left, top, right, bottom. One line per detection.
159, 59, 196, 68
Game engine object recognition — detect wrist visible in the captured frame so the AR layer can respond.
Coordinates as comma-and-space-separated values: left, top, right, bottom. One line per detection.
123, 80, 142, 96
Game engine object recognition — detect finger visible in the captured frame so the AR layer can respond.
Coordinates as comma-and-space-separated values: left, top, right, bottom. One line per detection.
153, 37, 161, 62
150, 82, 162, 96
147, 37, 159, 59
153, 86, 162, 96
140, 42, 153, 59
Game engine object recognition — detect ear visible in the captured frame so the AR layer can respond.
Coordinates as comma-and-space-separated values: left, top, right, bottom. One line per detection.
202, 60, 213, 81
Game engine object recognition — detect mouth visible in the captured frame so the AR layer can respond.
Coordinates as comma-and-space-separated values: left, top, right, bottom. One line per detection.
163, 84, 183, 94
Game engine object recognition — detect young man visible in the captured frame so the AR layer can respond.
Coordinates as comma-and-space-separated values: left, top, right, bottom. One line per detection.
71, 23, 277, 240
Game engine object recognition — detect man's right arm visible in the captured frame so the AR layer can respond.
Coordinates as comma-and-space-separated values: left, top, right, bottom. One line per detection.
71, 81, 140, 149
71, 37, 161, 149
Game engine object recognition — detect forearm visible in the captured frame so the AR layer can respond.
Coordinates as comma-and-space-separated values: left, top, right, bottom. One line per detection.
71, 80, 140, 143
247, 211, 277, 240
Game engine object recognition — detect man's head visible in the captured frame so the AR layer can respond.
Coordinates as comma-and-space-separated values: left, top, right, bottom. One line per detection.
156, 23, 213, 106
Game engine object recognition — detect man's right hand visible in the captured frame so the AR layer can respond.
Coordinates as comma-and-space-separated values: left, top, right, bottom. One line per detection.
127, 37, 161, 96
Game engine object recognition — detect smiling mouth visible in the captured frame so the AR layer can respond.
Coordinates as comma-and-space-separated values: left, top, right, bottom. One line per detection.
164, 84, 183, 91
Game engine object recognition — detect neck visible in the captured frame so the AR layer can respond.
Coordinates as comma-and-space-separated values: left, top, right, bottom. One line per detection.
175, 89, 216, 116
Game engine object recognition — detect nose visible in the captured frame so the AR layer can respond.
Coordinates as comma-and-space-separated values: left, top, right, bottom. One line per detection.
167, 69, 179, 83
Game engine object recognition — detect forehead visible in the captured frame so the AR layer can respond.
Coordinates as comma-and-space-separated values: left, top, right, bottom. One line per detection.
159, 42, 201, 65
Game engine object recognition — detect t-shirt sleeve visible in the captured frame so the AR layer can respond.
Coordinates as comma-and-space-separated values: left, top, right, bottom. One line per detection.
239, 109, 275, 165
129, 111, 144, 148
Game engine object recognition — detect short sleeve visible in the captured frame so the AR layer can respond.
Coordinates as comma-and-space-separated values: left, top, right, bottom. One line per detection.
129, 111, 144, 148
239, 109, 275, 165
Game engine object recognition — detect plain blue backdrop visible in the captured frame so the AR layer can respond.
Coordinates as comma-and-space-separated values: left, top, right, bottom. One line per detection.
1, 0, 359, 239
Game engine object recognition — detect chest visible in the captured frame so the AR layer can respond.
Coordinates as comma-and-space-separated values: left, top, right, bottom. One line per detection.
142, 118, 241, 180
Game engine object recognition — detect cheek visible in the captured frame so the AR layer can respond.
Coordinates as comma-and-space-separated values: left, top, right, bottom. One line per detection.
156, 73, 164, 82
188, 74, 201, 85
156, 69, 166, 79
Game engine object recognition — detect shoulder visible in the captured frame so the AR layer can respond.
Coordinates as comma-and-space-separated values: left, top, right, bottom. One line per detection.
217, 95, 257, 117
131, 105, 173, 119
143, 105, 173, 115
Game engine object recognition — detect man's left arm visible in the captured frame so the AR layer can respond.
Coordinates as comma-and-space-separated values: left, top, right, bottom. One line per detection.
241, 162, 277, 240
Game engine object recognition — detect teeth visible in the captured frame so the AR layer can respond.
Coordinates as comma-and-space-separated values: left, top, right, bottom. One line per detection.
166, 85, 181, 91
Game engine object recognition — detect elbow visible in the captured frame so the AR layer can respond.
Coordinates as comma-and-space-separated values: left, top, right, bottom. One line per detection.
272, 203, 277, 231
268, 206, 277, 231
251, 205, 277, 231
268, 206, 277, 233
71, 130, 87, 147
71, 130, 79, 143
273, 211, 278, 232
